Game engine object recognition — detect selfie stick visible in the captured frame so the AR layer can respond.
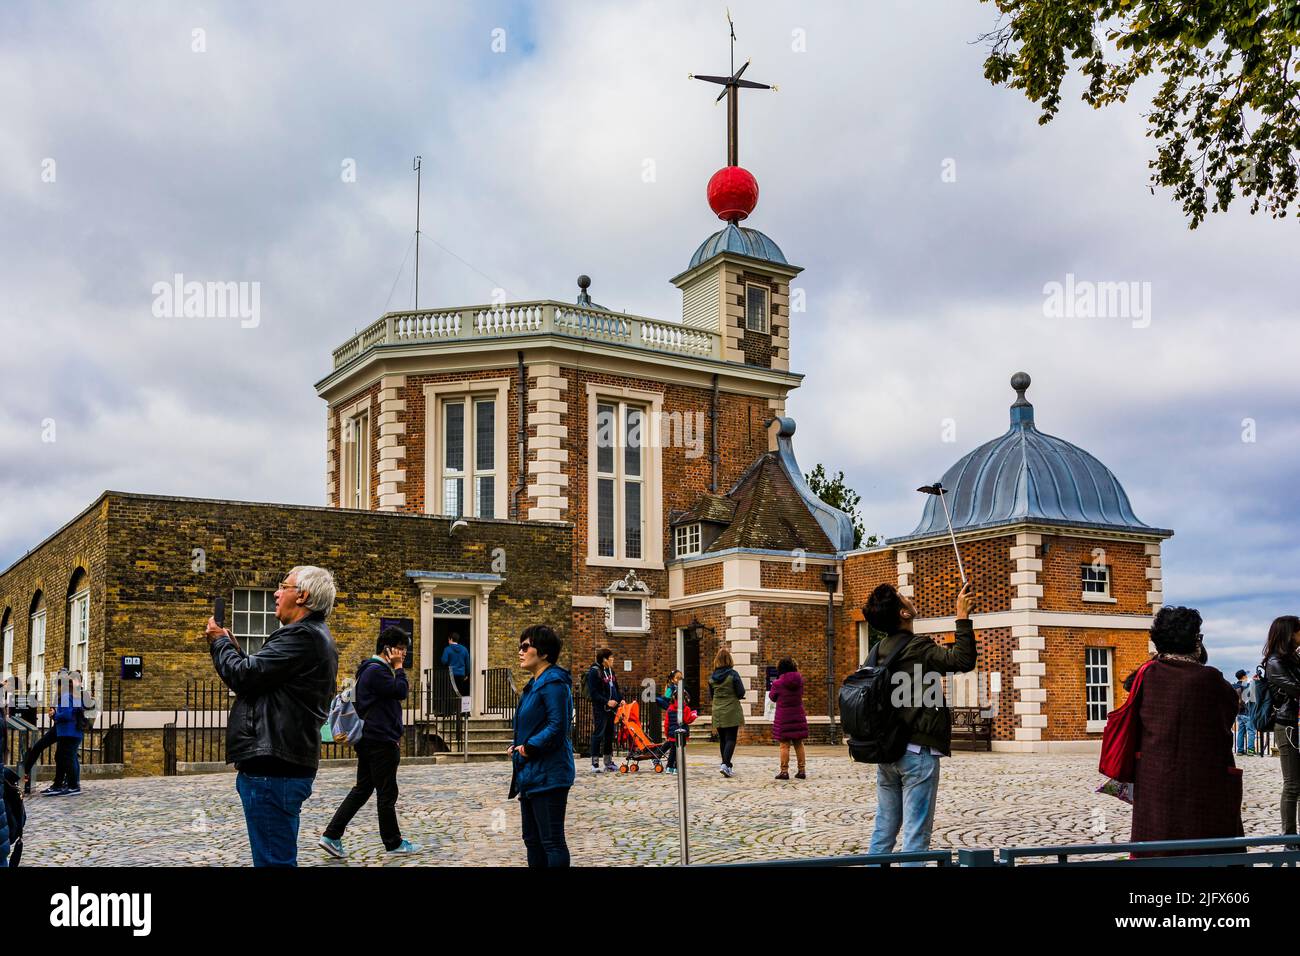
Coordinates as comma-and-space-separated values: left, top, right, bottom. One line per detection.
917, 482, 967, 587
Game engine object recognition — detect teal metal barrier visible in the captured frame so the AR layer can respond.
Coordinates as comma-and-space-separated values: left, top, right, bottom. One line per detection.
995, 835, 1300, 867
705, 835, 1300, 868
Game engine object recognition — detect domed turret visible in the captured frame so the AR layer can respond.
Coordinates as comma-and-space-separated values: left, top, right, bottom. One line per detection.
895, 373, 1170, 542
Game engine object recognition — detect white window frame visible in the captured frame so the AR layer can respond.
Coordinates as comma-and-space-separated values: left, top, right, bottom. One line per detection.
338, 394, 372, 511
68, 589, 90, 675
29, 608, 47, 695
1085, 646, 1114, 733
232, 588, 278, 656
423, 379, 510, 520
744, 282, 769, 334
2, 621, 14, 683
1081, 563, 1117, 603
585, 384, 664, 569
605, 596, 650, 634
674, 523, 702, 558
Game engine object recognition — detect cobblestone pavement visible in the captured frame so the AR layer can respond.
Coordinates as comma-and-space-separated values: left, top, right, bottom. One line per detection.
18, 749, 1285, 866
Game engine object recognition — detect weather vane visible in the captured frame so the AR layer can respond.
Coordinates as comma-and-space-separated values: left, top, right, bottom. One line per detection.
689, 8, 777, 168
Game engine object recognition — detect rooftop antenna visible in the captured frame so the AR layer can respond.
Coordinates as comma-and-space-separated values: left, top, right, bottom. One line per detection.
917, 482, 968, 587
412, 155, 422, 310
689, 9, 776, 167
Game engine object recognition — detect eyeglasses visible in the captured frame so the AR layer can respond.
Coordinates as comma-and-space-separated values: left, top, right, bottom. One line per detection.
277, 582, 299, 591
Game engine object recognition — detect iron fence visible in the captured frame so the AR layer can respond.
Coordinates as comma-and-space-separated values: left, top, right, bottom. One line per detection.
6, 678, 125, 771
573, 691, 662, 758
168, 671, 465, 774
482, 667, 519, 722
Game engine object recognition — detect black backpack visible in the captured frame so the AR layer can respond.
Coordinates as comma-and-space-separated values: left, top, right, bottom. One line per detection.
840, 636, 911, 764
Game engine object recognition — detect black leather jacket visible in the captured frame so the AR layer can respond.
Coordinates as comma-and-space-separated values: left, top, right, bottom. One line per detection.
1265, 652, 1300, 727
210, 612, 339, 770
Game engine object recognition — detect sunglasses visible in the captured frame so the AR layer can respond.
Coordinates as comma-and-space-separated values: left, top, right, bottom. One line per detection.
519, 642, 534, 651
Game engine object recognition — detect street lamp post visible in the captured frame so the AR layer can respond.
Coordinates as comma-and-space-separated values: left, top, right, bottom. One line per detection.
821, 568, 841, 745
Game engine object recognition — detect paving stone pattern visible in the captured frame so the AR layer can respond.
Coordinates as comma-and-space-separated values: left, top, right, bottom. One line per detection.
20, 750, 1284, 866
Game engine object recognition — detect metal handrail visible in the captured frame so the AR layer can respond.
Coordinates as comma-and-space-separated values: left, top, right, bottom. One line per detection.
704, 850, 954, 868
997, 834, 1300, 867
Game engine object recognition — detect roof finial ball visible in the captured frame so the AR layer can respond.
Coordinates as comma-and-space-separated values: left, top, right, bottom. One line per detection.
1011, 371, 1031, 402
1010, 371, 1034, 425
576, 274, 592, 306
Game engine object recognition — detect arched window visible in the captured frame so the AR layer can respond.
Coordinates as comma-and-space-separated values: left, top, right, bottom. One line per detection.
28, 591, 47, 695
67, 568, 90, 676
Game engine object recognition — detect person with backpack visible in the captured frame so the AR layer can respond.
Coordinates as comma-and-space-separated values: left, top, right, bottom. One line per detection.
860, 581, 976, 859
769, 658, 808, 780
319, 627, 421, 858
1231, 669, 1257, 755
709, 647, 746, 778
585, 648, 622, 773
1262, 615, 1300, 834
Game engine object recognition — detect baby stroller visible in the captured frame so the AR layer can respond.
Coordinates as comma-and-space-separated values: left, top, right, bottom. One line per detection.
613, 701, 672, 774
3, 766, 25, 867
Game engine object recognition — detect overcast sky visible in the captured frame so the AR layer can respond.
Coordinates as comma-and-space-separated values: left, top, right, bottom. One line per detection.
2, 1, 1296, 676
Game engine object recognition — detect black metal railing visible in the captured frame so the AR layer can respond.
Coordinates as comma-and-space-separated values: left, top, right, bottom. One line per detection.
162, 722, 177, 776
174, 671, 466, 770
7, 678, 126, 770
572, 692, 663, 758
482, 667, 519, 722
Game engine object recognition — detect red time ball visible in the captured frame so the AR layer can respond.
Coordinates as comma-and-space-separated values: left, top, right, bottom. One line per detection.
707, 166, 759, 222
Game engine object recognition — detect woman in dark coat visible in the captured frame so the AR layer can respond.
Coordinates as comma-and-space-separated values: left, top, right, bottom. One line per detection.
1130, 606, 1243, 854
768, 658, 808, 780
1262, 615, 1300, 834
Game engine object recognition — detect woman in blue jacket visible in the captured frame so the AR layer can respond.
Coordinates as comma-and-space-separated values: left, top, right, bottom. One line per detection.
508, 624, 575, 867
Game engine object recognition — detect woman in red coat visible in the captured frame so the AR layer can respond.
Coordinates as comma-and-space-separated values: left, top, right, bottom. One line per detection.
768, 658, 809, 780
1130, 606, 1243, 854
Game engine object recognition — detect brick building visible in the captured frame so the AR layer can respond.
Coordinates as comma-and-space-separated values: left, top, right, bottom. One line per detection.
840, 372, 1173, 752
1, 95, 1172, 769
0, 493, 571, 773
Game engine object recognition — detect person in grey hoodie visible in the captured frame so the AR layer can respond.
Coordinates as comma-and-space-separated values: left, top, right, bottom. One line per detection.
708, 646, 746, 777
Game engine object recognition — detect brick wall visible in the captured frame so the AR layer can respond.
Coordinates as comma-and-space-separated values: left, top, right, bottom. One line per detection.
683, 563, 722, 595
760, 561, 834, 591
0, 493, 573, 719
0, 496, 109, 686
327, 381, 381, 510
1040, 626, 1151, 740
909, 536, 1015, 617
1039, 535, 1151, 614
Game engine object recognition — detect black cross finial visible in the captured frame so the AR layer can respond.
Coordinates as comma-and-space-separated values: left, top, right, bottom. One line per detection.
688, 10, 776, 167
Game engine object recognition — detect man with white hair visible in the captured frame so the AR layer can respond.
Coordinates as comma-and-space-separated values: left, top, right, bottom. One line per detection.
206, 566, 340, 867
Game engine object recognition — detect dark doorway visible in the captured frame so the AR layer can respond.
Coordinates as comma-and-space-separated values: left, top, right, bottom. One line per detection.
682, 627, 701, 707
434, 618, 471, 696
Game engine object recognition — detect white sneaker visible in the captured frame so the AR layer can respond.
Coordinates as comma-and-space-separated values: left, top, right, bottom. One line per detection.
721, 765, 736, 778
590, 762, 603, 774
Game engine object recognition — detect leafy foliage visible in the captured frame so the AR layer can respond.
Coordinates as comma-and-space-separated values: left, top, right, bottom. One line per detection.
805, 464, 880, 549
980, 0, 1300, 227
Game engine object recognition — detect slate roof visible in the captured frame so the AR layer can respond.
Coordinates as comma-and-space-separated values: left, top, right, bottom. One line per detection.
676, 418, 856, 556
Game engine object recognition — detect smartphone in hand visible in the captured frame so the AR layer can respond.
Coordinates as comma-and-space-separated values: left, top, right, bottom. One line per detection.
213, 597, 225, 629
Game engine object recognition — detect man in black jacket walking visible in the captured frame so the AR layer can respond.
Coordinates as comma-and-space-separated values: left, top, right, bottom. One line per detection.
205, 565, 339, 867
319, 627, 421, 857
585, 649, 622, 773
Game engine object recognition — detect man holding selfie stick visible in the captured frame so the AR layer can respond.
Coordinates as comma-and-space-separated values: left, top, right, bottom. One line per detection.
205, 566, 339, 867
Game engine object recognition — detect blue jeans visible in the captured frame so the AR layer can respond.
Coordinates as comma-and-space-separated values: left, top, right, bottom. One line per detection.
519, 787, 570, 868
869, 751, 941, 862
235, 771, 315, 867
1235, 720, 1256, 754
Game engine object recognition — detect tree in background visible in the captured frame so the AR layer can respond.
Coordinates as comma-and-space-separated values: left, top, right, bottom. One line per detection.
980, 0, 1300, 227
805, 464, 880, 549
